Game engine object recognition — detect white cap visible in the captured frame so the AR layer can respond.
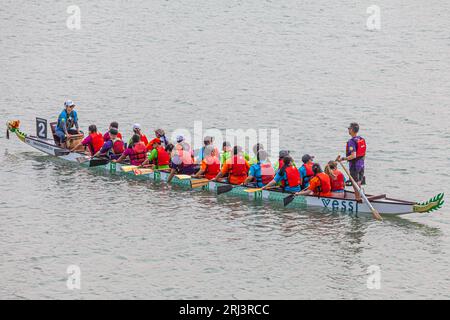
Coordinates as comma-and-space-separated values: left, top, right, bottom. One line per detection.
64, 100, 75, 107
133, 123, 141, 130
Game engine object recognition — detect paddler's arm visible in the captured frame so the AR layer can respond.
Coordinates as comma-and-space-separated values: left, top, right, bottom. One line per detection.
142, 149, 157, 166
212, 162, 229, 181
261, 179, 276, 190
193, 160, 206, 178
112, 152, 126, 163
296, 189, 313, 196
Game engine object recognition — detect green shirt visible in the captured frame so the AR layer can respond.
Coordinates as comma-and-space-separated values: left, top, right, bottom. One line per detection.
220, 151, 231, 165
148, 148, 170, 169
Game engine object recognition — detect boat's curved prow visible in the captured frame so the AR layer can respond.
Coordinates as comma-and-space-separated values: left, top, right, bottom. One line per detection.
6, 120, 26, 142
413, 193, 445, 213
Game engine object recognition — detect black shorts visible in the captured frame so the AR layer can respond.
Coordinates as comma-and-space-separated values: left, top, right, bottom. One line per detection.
350, 167, 365, 183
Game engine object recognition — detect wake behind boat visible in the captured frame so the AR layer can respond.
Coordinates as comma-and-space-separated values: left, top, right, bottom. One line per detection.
6, 119, 444, 216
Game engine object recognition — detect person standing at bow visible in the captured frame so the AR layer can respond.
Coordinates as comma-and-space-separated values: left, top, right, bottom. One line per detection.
244, 150, 275, 187
340, 122, 366, 201
113, 134, 148, 166
262, 156, 301, 192
296, 163, 332, 197
71, 124, 103, 156
214, 146, 250, 185
55, 100, 80, 148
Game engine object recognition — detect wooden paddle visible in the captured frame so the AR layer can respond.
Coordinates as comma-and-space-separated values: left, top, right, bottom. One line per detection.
244, 188, 262, 193
336, 156, 383, 221
133, 168, 154, 175
121, 165, 139, 172
175, 174, 193, 180
190, 178, 210, 188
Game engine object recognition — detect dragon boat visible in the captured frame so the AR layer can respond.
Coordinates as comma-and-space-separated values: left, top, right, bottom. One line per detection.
6, 120, 444, 216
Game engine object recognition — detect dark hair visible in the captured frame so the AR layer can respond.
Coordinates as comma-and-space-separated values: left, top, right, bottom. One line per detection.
223, 141, 231, 147
349, 122, 359, 133
88, 124, 97, 133
279, 156, 293, 177
253, 143, 264, 155
129, 134, 141, 148
312, 163, 322, 175
257, 150, 268, 162
109, 128, 118, 135
110, 121, 119, 129
165, 143, 174, 153
233, 146, 242, 155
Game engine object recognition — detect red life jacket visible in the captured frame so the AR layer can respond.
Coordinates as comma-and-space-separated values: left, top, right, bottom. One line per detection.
278, 159, 284, 169
130, 142, 147, 164
156, 146, 170, 166
204, 156, 220, 180
282, 166, 301, 188
315, 172, 332, 195
303, 162, 314, 177
347, 136, 366, 159
257, 162, 275, 185
229, 155, 248, 176
330, 169, 345, 191
90, 132, 104, 154
112, 138, 125, 155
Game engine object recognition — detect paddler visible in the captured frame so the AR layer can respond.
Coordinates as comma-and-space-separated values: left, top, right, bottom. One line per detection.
274, 150, 294, 171
213, 146, 250, 185
300, 154, 315, 190
192, 145, 221, 180
325, 161, 346, 193
103, 122, 123, 141
243, 150, 275, 187
113, 134, 148, 166
220, 141, 232, 166
296, 163, 332, 197
141, 138, 171, 170
248, 143, 264, 166
128, 123, 149, 147
92, 128, 124, 160
55, 100, 80, 148
147, 129, 169, 151
71, 124, 104, 156
167, 139, 199, 183
340, 122, 366, 201
262, 156, 301, 192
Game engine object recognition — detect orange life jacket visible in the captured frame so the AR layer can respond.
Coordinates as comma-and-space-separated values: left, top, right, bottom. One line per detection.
130, 142, 147, 164
229, 155, 248, 177
112, 138, 125, 155
330, 169, 345, 191
282, 166, 301, 188
315, 172, 332, 195
156, 146, 170, 166
204, 156, 220, 180
90, 132, 104, 154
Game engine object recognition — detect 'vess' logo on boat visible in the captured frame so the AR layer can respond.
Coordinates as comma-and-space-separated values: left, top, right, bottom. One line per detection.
321, 199, 355, 212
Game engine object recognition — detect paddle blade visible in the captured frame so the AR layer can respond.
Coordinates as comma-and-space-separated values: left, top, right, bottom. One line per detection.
133, 168, 153, 176
190, 179, 209, 188
244, 188, 262, 193
372, 208, 383, 221
176, 174, 192, 180
217, 184, 233, 195
55, 149, 70, 157
89, 159, 109, 167
283, 194, 296, 207
121, 165, 138, 172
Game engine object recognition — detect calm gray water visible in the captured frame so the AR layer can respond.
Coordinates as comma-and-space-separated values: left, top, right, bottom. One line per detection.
1, 0, 449, 299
